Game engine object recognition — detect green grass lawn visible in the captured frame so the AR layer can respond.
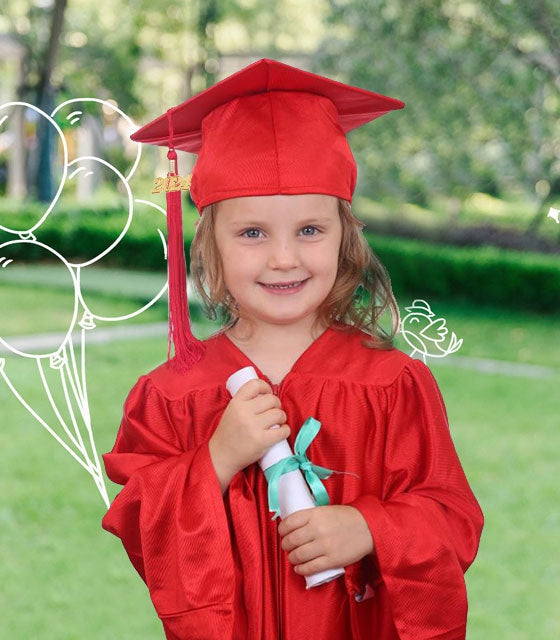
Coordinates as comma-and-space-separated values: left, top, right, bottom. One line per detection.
0, 265, 170, 336
0, 278, 559, 638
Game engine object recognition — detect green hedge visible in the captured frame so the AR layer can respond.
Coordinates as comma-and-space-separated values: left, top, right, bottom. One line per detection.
1, 207, 559, 312
367, 232, 560, 313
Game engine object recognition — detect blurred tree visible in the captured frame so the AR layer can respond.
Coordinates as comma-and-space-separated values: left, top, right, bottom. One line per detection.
314, 0, 560, 232
36, 0, 67, 203
3, 0, 140, 201
5, 0, 558, 237
2, 0, 330, 191
2, 0, 69, 202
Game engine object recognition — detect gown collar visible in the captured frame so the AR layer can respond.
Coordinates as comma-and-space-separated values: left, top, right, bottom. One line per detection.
218, 324, 336, 388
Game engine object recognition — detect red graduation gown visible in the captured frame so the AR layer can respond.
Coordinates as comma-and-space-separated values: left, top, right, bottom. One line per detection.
102, 323, 483, 640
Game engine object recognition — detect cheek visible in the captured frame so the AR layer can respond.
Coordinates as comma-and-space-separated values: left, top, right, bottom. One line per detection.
221, 247, 261, 282
308, 242, 340, 274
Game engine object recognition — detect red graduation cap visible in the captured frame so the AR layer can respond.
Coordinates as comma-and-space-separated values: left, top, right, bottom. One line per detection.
131, 58, 404, 374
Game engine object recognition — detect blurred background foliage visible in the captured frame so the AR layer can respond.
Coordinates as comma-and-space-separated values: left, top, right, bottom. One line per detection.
315, 0, 560, 231
1, 0, 559, 244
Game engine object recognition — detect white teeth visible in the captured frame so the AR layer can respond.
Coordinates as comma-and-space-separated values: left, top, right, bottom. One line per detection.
265, 281, 302, 289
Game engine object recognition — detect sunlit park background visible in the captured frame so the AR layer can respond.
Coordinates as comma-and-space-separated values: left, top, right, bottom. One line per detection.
1, 0, 559, 638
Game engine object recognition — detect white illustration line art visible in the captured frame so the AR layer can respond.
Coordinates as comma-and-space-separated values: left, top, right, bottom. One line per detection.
1, 362, 95, 474
74, 200, 169, 324
51, 97, 142, 182
0, 97, 170, 507
64, 156, 135, 268
0, 102, 69, 236
400, 299, 463, 363
68, 166, 94, 180
0, 239, 80, 358
67, 110, 83, 125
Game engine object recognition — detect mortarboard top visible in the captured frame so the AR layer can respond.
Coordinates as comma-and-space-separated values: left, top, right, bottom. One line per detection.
130, 58, 405, 153
133, 58, 405, 213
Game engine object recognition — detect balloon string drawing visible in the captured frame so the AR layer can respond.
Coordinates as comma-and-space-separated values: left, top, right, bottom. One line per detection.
0, 99, 169, 508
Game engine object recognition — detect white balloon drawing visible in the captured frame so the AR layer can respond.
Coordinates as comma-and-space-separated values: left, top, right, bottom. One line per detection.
77, 198, 168, 324
0, 97, 171, 507
0, 102, 68, 236
51, 98, 142, 182
52, 156, 134, 268
0, 240, 79, 358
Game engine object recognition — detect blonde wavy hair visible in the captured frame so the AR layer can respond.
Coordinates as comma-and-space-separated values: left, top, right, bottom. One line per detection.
189, 198, 400, 349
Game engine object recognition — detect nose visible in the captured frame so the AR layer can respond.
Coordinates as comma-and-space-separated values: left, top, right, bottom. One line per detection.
267, 237, 301, 269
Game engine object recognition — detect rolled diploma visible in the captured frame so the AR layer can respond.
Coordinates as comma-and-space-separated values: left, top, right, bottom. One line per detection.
226, 365, 345, 589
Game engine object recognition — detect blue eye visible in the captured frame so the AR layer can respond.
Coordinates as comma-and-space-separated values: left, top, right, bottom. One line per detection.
301, 226, 319, 236
242, 228, 262, 238
241, 226, 320, 238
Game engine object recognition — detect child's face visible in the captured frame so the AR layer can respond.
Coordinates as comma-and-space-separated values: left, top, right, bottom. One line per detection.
214, 193, 342, 329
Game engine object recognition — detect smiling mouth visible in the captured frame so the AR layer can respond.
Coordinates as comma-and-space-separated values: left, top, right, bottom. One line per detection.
260, 278, 309, 289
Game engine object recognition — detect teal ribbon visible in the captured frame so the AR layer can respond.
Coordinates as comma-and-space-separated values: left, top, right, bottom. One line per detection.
263, 416, 338, 521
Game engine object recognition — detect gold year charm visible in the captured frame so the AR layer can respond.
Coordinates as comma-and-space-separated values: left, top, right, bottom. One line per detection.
152, 173, 192, 194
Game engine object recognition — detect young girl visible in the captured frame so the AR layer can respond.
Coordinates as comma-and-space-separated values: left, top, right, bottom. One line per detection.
102, 58, 484, 640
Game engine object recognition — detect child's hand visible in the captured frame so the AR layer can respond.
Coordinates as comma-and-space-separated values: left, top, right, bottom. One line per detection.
277, 505, 375, 576
211, 379, 291, 475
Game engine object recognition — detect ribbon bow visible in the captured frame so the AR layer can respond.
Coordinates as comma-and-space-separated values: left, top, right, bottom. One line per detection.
263, 416, 338, 520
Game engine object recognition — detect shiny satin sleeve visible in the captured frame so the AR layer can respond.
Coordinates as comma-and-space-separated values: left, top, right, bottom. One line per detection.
348, 359, 484, 640
101, 376, 236, 640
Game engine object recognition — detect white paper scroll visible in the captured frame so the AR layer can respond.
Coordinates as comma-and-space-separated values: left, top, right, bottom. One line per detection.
226, 366, 345, 589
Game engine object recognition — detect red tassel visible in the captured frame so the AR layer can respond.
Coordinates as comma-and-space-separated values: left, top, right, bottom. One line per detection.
165, 148, 206, 374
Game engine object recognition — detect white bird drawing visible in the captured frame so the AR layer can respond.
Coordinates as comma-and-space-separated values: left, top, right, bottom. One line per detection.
400, 299, 463, 363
